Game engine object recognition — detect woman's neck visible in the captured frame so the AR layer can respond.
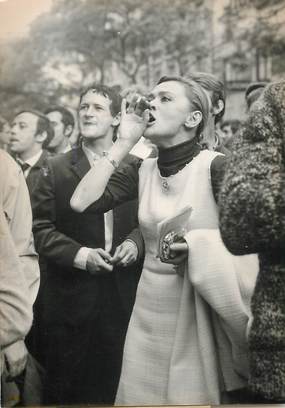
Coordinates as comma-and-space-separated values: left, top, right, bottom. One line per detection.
154, 129, 196, 149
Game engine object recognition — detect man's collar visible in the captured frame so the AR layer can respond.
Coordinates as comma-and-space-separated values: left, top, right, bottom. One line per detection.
62, 143, 72, 154
82, 142, 112, 166
18, 149, 43, 167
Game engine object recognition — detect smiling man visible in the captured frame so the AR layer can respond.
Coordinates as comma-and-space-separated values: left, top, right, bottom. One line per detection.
32, 84, 144, 405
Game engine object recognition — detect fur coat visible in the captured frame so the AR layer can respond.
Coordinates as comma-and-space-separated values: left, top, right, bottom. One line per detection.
219, 81, 285, 401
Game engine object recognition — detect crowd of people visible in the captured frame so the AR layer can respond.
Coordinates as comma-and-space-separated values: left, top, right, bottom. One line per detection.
0, 72, 284, 406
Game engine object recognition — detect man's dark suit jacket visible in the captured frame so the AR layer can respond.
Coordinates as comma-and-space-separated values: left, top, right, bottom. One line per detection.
25, 150, 51, 196
32, 147, 143, 404
32, 146, 143, 327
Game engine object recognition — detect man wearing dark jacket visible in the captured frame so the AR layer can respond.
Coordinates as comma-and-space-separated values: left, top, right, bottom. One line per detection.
32, 84, 143, 405
9, 110, 54, 196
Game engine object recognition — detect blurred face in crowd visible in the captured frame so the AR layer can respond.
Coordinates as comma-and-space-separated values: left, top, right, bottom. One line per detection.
46, 110, 69, 150
0, 122, 11, 146
10, 112, 41, 159
246, 87, 265, 113
78, 90, 117, 140
221, 125, 233, 142
248, 96, 262, 113
144, 81, 197, 147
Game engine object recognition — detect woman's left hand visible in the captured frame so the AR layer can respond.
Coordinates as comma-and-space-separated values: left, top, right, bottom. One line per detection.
161, 241, 188, 265
161, 241, 188, 277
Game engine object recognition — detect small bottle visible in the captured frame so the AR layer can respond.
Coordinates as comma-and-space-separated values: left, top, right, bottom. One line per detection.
135, 96, 151, 115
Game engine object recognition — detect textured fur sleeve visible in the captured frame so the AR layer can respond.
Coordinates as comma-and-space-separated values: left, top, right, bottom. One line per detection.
219, 81, 285, 256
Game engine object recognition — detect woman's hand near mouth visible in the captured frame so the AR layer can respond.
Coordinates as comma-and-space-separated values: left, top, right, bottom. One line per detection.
118, 98, 150, 150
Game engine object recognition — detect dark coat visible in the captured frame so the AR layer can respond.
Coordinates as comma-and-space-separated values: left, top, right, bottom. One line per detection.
31, 147, 144, 404
219, 81, 285, 401
32, 147, 143, 326
25, 150, 51, 196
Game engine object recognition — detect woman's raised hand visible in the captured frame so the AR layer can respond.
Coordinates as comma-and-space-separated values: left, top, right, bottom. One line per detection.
118, 97, 150, 148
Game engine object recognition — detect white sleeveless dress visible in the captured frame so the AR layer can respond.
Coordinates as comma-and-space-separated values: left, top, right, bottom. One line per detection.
115, 150, 258, 405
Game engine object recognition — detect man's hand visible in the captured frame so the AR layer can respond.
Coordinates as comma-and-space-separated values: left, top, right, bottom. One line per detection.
4, 340, 28, 380
86, 248, 113, 275
111, 240, 138, 267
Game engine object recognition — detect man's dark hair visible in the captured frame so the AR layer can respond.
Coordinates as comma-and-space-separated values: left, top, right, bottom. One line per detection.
45, 105, 75, 133
188, 72, 226, 124
16, 110, 54, 148
79, 84, 122, 117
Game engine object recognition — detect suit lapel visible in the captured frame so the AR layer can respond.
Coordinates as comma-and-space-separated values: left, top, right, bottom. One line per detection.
34, 150, 48, 168
26, 150, 49, 185
70, 147, 91, 180
31, 150, 51, 173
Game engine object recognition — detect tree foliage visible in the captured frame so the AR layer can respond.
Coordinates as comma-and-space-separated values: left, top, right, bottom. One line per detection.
222, 0, 285, 80
0, 0, 211, 112
0, 0, 283, 118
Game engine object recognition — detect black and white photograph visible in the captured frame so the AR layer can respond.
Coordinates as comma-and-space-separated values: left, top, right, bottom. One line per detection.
0, 0, 284, 406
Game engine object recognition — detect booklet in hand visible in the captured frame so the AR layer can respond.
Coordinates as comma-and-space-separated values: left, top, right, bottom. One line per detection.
157, 205, 192, 261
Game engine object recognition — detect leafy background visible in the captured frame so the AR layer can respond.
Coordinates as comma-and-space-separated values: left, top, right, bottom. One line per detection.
0, 0, 284, 120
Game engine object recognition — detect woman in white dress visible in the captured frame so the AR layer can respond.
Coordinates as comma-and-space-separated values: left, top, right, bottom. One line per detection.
71, 76, 258, 405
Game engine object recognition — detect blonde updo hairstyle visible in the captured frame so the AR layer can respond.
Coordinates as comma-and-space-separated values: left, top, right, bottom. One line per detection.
157, 76, 210, 138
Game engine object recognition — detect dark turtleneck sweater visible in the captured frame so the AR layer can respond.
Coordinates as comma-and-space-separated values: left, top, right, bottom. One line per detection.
156, 137, 227, 203
157, 137, 201, 177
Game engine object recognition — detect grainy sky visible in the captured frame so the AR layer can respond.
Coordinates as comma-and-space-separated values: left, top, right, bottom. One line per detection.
0, 0, 230, 41
0, 0, 52, 40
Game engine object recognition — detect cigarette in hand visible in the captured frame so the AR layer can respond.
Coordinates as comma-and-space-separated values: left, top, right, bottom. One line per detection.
169, 242, 188, 252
